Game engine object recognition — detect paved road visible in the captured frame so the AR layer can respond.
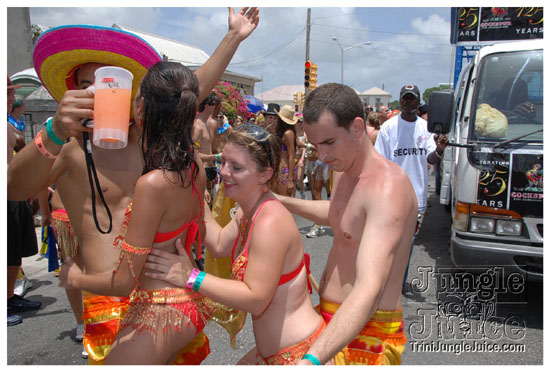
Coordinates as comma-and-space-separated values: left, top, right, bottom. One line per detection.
7, 174, 542, 365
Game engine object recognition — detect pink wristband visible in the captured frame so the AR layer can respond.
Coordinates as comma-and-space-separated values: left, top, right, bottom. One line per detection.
35, 130, 61, 159
186, 268, 201, 289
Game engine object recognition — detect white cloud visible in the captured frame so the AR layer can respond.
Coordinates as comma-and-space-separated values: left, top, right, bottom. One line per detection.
29, 7, 162, 33
25, 6, 455, 102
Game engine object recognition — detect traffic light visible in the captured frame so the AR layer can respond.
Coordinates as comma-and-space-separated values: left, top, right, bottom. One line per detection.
304, 60, 312, 89
309, 63, 318, 90
294, 92, 299, 104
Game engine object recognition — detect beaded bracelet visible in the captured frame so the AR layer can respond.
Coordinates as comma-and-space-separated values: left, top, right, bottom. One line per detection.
45, 117, 66, 146
186, 268, 201, 289
35, 130, 60, 159
192, 271, 206, 292
302, 353, 321, 365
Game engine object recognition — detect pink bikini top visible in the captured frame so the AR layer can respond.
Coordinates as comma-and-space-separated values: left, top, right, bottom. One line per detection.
230, 199, 312, 293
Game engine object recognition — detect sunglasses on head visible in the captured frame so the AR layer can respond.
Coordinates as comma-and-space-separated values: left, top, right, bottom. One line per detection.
237, 124, 273, 167
237, 124, 271, 142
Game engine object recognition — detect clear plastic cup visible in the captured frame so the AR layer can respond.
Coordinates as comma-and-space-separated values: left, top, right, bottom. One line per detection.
93, 66, 134, 149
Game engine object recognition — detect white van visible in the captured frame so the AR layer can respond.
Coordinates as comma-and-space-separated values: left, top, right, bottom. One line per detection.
428, 40, 543, 281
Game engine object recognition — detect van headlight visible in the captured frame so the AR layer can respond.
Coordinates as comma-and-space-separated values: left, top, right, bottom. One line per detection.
470, 217, 495, 233
495, 220, 522, 236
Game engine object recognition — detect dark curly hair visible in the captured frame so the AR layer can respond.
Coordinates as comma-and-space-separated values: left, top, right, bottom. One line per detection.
138, 62, 199, 186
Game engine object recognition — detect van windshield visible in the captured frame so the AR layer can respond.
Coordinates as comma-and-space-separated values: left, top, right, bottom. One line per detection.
470, 49, 543, 143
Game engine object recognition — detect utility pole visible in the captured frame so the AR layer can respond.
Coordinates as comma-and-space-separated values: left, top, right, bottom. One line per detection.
305, 8, 311, 98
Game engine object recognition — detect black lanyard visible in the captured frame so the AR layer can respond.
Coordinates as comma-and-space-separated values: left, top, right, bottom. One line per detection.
81, 125, 112, 234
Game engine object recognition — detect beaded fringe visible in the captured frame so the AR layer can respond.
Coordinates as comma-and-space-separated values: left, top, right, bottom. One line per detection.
51, 211, 79, 258
121, 288, 211, 336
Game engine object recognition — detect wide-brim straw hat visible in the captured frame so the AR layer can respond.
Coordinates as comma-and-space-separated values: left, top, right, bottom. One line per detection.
275, 104, 298, 125
33, 25, 162, 117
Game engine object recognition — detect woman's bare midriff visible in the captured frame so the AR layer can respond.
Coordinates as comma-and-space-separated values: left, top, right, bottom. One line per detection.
251, 269, 323, 358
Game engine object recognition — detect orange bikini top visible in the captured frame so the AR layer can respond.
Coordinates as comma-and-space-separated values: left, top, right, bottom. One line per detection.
115, 164, 204, 259
230, 199, 312, 293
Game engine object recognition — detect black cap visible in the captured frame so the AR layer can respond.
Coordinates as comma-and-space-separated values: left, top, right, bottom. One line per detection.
400, 84, 420, 100
265, 103, 280, 116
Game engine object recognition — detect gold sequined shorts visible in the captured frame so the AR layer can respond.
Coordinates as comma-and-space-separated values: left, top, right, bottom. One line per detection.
122, 287, 212, 336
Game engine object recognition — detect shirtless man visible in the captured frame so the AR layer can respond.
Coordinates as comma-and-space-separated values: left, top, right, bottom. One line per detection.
194, 93, 222, 203
7, 8, 259, 364
276, 83, 417, 365
194, 93, 222, 164
214, 113, 233, 152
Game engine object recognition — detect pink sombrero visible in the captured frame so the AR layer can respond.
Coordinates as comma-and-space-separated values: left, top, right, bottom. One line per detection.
33, 25, 162, 116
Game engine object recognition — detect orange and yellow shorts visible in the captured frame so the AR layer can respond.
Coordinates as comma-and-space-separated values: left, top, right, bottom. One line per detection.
320, 298, 407, 365
82, 293, 209, 365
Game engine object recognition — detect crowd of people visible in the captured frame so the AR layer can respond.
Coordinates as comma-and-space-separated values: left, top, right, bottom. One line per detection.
7, 7, 447, 365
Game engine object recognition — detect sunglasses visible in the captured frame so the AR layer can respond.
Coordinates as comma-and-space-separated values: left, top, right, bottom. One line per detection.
238, 124, 271, 142
217, 115, 224, 119
237, 124, 273, 165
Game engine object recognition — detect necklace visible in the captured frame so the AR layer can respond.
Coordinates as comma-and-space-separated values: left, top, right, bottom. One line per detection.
237, 194, 268, 250
238, 215, 250, 249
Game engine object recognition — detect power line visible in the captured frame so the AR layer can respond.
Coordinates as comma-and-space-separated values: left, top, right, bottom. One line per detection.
228, 26, 306, 66
312, 21, 448, 37
310, 39, 452, 56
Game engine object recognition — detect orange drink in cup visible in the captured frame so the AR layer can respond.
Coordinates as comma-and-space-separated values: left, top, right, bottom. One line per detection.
93, 66, 134, 149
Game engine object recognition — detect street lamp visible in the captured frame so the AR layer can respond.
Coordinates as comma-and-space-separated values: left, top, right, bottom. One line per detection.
332, 37, 371, 85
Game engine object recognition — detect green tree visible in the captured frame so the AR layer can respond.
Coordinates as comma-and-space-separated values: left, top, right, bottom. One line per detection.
423, 85, 451, 105
31, 24, 45, 44
389, 100, 400, 110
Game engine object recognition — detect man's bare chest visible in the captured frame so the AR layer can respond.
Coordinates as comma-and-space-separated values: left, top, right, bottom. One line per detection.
61, 143, 142, 202
328, 181, 365, 244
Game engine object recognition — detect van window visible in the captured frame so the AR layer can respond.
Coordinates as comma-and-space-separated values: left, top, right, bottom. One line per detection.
470, 49, 543, 142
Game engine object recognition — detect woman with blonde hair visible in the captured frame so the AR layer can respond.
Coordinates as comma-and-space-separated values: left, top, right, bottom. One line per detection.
366, 111, 381, 144
145, 124, 326, 365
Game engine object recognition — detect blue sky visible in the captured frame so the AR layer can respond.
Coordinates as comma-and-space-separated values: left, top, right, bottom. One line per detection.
28, 5, 455, 102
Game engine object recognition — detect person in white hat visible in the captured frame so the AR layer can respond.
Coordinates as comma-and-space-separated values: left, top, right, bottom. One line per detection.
274, 105, 299, 196
8, 8, 260, 365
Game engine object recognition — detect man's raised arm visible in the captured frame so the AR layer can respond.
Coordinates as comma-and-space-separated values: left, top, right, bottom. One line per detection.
195, 7, 259, 102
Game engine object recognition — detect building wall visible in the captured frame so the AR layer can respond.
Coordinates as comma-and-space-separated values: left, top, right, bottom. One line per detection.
220, 73, 256, 96
7, 8, 34, 76
359, 95, 391, 110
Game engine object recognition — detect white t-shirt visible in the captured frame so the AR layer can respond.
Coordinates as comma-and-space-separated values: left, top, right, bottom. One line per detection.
374, 114, 436, 210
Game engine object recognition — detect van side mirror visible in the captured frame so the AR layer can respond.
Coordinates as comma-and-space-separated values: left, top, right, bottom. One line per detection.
428, 90, 454, 134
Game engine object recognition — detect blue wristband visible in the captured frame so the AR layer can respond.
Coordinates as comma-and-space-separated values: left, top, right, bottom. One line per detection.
192, 271, 206, 292
45, 117, 65, 146
302, 353, 321, 365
